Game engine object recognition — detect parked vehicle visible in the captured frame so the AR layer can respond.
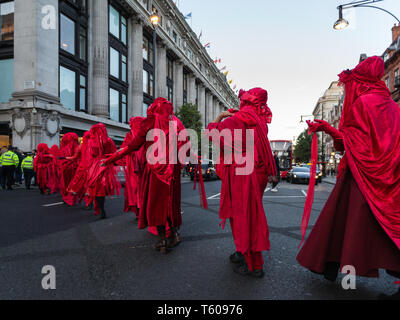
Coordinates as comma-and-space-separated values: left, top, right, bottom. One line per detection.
287, 166, 320, 185
116, 166, 126, 187
189, 159, 218, 181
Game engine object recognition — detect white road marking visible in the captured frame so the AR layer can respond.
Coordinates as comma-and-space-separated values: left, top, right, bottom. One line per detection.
264, 196, 305, 198
42, 202, 64, 207
301, 190, 307, 197
207, 193, 221, 200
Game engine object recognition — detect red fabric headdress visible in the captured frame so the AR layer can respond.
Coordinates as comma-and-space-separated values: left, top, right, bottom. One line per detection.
60, 133, 79, 158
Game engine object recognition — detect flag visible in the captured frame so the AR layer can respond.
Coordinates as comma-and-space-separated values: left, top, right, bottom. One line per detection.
233, 85, 237, 90
228, 80, 233, 84
199, 30, 203, 40
224, 71, 229, 76
214, 58, 221, 64
220, 66, 227, 71
185, 12, 192, 19
204, 43, 211, 48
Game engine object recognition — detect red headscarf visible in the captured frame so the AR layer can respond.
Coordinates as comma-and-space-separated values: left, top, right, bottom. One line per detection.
338, 56, 400, 250
233, 88, 276, 177
60, 133, 79, 158
49, 145, 60, 157
89, 123, 116, 157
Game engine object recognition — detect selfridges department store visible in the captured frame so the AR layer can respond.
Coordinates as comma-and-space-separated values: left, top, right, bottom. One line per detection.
0, 0, 238, 151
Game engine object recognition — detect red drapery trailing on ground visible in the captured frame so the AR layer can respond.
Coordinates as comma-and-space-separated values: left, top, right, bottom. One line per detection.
300, 56, 400, 251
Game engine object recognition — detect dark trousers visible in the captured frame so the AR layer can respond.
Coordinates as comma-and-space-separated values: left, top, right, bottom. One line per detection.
2, 166, 15, 190
23, 169, 34, 189
15, 166, 22, 183
272, 175, 281, 189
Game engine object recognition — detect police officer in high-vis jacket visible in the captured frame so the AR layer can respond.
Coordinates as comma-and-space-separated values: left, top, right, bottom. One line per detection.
0, 146, 19, 190
21, 153, 34, 190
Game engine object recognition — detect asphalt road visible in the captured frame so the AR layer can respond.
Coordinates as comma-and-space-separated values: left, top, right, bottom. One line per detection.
0, 178, 398, 300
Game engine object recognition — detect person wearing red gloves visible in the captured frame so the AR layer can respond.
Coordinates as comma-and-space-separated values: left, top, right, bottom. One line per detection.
297, 56, 400, 299
102, 98, 190, 253
206, 88, 276, 278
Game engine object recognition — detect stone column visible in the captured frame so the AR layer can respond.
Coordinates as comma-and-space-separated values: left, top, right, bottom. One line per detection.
198, 84, 206, 128
11, 0, 61, 151
92, 0, 109, 118
156, 40, 167, 99
131, 17, 144, 117
174, 60, 183, 110
188, 75, 196, 105
206, 93, 214, 126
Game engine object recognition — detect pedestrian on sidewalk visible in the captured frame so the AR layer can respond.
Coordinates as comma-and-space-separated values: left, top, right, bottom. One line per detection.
270, 151, 281, 193
297, 56, 400, 299
206, 88, 276, 278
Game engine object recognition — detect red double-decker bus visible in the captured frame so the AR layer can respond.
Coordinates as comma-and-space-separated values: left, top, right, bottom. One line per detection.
270, 140, 293, 179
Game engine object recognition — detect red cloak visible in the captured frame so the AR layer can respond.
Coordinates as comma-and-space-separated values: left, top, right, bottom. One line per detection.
33, 143, 53, 192
337, 56, 400, 250
85, 124, 121, 214
207, 88, 276, 254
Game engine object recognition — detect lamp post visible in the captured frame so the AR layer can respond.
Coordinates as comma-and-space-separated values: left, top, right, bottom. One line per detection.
334, 0, 400, 30
150, 11, 160, 101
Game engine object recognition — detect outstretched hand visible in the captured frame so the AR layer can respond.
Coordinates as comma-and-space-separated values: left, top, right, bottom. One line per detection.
306, 120, 326, 134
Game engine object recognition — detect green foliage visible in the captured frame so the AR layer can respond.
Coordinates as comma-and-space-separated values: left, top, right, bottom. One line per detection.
175, 103, 203, 137
294, 129, 313, 163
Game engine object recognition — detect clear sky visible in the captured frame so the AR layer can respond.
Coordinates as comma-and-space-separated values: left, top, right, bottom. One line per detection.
177, 0, 400, 141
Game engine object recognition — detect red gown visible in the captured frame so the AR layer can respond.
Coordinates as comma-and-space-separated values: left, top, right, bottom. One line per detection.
48, 145, 60, 194
59, 133, 80, 205
207, 88, 276, 271
85, 124, 121, 215
120, 117, 146, 216
33, 144, 53, 193
67, 131, 92, 202
298, 56, 400, 279
105, 98, 187, 230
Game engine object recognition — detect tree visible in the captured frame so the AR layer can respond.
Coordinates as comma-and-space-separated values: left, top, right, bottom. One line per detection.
294, 129, 312, 163
175, 103, 203, 138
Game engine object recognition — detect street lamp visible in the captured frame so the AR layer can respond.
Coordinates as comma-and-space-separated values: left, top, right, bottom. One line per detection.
334, 0, 400, 31
150, 11, 160, 100
333, 6, 349, 30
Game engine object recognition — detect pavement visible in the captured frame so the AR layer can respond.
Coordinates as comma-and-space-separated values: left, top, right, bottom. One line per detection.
0, 178, 398, 300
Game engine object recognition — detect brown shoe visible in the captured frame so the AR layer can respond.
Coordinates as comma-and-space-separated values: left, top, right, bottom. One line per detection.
168, 232, 182, 248
154, 239, 170, 254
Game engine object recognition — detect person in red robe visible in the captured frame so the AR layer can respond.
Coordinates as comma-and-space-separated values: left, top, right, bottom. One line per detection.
103, 98, 189, 254
297, 56, 400, 299
58, 133, 80, 205
206, 88, 276, 278
120, 117, 146, 218
33, 143, 53, 195
85, 123, 121, 219
67, 131, 92, 205
48, 145, 61, 194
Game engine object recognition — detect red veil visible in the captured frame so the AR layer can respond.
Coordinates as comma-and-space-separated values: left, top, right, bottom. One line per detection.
338, 56, 400, 250
34, 143, 52, 191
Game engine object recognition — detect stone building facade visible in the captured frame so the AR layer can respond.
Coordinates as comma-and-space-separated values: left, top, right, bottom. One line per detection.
312, 81, 344, 170
0, 0, 238, 151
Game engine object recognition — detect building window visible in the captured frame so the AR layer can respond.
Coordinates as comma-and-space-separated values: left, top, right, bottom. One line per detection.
167, 56, 174, 102
143, 102, 150, 117
143, 69, 154, 96
0, 58, 13, 103
59, 0, 88, 112
60, 66, 76, 111
385, 76, 390, 89
60, 14, 75, 55
143, 32, 155, 104
109, 87, 128, 123
143, 36, 153, 65
1, 1, 14, 41
108, 2, 128, 123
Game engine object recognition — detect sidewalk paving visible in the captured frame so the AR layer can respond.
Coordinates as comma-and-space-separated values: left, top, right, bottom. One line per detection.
322, 176, 337, 185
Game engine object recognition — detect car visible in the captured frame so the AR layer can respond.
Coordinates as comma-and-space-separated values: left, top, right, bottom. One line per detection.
299, 164, 323, 183
189, 159, 218, 181
287, 166, 320, 185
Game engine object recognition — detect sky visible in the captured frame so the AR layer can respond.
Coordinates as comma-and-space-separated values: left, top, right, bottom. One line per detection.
176, 0, 400, 141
